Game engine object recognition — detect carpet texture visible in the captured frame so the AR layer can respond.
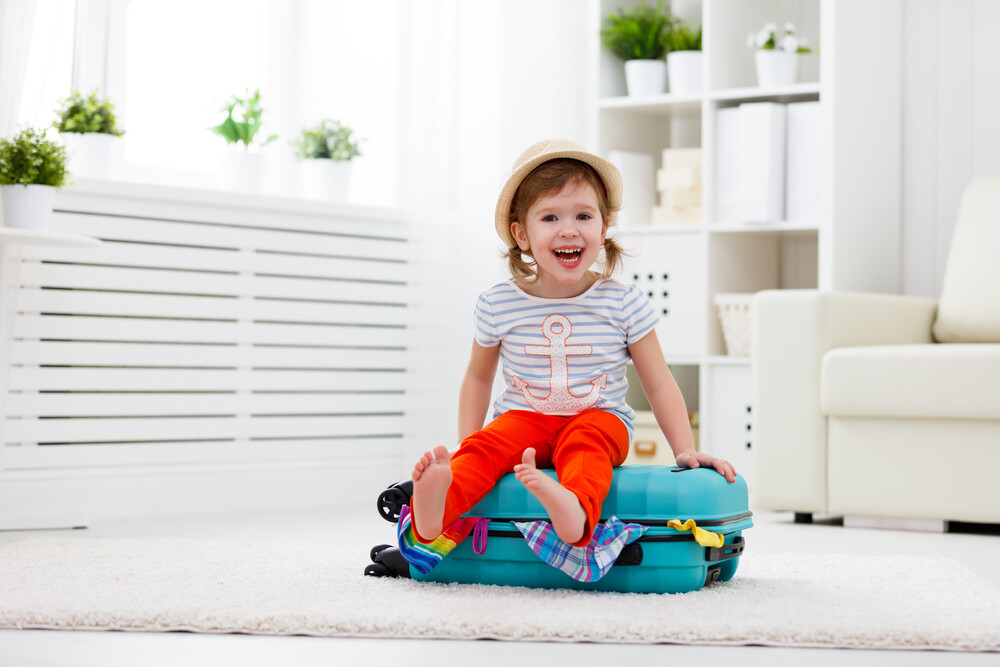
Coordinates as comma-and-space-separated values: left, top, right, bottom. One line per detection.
0, 537, 998, 651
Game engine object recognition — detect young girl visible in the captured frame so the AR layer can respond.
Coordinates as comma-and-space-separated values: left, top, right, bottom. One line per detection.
411, 139, 736, 549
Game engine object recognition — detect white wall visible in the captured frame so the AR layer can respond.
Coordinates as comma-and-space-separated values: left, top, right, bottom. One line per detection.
901, 0, 1000, 298
399, 1, 590, 476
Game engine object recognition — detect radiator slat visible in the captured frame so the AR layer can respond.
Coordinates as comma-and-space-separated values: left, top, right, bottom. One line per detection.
2, 437, 402, 470
4, 392, 405, 417
13, 315, 408, 347
10, 341, 406, 368
4, 415, 404, 443
43, 214, 410, 261
17, 288, 408, 326
8, 368, 401, 392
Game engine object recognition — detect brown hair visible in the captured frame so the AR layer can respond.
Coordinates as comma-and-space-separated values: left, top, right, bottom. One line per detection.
503, 158, 625, 282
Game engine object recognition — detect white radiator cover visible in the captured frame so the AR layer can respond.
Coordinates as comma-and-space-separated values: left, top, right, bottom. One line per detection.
0, 180, 410, 524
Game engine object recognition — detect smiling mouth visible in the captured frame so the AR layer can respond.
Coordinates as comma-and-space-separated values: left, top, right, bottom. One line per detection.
553, 248, 583, 266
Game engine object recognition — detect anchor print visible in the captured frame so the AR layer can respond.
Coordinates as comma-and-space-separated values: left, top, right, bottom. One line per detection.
513, 313, 607, 414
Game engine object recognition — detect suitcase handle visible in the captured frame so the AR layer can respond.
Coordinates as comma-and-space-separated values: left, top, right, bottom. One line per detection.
705, 535, 745, 562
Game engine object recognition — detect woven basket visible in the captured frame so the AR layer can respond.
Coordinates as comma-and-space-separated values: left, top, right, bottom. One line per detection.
714, 293, 754, 356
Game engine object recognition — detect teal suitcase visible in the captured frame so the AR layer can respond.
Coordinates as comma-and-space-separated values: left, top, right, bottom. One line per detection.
366, 465, 752, 593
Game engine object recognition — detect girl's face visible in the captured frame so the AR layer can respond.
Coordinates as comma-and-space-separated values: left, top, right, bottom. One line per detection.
510, 179, 607, 298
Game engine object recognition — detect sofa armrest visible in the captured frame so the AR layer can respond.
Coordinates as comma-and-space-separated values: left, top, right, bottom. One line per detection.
750, 290, 938, 513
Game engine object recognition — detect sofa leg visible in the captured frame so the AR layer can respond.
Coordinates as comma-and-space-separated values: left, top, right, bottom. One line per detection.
794, 512, 814, 524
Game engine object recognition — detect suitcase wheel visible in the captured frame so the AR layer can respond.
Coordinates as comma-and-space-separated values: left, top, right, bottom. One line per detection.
705, 565, 723, 586
364, 562, 394, 577
370, 544, 393, 562
365, 544, 412, 579
376, 480, 414, 523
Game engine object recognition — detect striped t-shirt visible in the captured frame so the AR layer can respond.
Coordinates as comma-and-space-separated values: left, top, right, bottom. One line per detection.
473, 278, 659, 438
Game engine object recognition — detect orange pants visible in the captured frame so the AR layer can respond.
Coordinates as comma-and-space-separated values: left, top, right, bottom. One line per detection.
414, 409, 629, 547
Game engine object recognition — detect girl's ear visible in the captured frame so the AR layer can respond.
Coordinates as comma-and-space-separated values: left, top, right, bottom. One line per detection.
510, 221, 531, 251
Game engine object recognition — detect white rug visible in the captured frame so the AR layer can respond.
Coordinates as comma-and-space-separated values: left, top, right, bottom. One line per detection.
0, 537, 998, 651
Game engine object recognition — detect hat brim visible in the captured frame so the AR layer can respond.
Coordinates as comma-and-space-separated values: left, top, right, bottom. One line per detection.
494, 149, 623, 248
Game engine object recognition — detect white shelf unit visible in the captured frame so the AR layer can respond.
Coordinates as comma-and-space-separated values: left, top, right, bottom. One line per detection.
590, 0, 903, 481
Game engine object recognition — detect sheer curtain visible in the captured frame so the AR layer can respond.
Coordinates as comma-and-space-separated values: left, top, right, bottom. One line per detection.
399, 0, 591, 471
0, 1, 39, 137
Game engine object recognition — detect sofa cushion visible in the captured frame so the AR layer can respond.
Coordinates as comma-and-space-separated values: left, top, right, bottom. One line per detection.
932, 176, 1000, 343
821, 344, 1000, 420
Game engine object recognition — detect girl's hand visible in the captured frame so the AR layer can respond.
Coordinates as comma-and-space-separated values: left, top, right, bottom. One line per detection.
675, 450, 737, 483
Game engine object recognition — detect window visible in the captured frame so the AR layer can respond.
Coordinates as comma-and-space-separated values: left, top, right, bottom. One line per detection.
14, 0, 75, 132
107, 0, 400, 205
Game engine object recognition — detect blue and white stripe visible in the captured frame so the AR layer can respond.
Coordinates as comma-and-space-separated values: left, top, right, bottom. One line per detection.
474, 278, 659, 438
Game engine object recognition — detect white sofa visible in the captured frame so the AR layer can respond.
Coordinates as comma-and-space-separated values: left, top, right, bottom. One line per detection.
751, 176, 1000, 525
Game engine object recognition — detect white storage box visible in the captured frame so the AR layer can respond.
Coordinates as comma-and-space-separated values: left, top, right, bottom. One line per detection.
714, 292, 754, 356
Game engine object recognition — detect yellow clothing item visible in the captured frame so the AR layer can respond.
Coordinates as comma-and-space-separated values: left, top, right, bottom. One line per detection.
667, 519, 724, 548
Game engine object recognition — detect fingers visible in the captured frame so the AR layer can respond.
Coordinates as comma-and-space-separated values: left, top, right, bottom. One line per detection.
678, 451, 738, 483
677, 452, 700, 469
712, 459, 737, 483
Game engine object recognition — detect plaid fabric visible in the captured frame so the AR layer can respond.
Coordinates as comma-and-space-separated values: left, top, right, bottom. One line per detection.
396, 505, 484, 575
514, 516, 647, 582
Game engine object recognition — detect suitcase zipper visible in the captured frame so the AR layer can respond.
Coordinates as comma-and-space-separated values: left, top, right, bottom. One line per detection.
485, 527, 725, 544
479, 511, 752, 528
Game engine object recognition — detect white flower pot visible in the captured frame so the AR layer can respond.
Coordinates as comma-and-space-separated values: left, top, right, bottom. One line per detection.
218, 149, 266, 193
667, 51, 703, 95
60, 132, 121, 179
296, 158, 352, 202
0, 184, 56, 230
754, 50, 799, 88
624, 59, 667, 97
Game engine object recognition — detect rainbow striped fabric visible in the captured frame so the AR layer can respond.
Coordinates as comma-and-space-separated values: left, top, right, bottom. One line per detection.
396, 505, 485, 575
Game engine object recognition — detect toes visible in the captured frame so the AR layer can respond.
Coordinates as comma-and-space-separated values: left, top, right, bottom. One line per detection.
431, 445, 451, 462
521, 447, 537, 468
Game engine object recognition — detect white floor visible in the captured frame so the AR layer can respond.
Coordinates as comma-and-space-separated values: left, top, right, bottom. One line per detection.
1, 505, 999, 667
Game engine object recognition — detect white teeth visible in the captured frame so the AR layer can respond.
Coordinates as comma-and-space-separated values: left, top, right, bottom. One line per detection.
554, 249, 581, 254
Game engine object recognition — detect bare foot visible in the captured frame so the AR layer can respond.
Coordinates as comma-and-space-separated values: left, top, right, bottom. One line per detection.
514, 447, 586, 545
410, 445, 452, 541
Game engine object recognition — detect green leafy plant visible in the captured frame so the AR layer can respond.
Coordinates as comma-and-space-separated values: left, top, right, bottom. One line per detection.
53, 89, 125, 136
208, 89, 278, 150
0, 127, 69, 187
668, 22, 702, 52
601, 1, 677, 61
292, 120, 362, 162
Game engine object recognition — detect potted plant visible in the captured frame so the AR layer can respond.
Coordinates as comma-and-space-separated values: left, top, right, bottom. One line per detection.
601, 1, 677, 97
747, 22, 813, 88
53, 89, 125, 178
208, 88, 278, 193
0, 127, 69, 230
666, 21, 703, 95
291, 119, 361, 202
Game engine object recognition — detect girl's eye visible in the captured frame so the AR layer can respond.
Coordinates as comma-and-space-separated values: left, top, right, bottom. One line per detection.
541, 215, 557, 222
577, 213, 592, 220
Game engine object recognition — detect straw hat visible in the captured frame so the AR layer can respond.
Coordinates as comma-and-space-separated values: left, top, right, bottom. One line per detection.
494, 139, 623, 248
